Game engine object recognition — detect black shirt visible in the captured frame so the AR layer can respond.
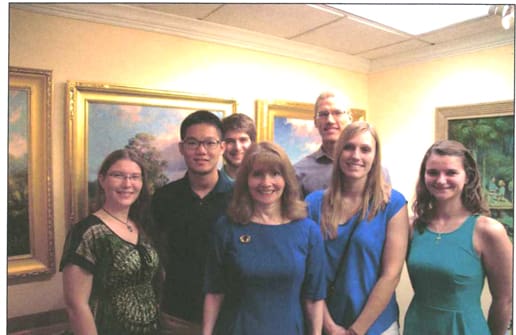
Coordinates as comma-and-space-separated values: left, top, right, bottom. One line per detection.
152, 171, 233, 323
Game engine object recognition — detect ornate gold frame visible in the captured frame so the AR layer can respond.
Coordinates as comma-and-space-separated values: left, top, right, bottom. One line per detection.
435, 100, 514, 140
255, 100, 314, 141
8, 67, 54, 284
66, 82, 237, 226
255, 99, 366, 141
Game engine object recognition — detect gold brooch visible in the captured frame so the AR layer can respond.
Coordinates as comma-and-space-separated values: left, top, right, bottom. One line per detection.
239, 234, 251, 244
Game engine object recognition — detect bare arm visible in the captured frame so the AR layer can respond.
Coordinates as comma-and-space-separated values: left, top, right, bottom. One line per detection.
349, 204, 410, 335
202, 293, 224, 335
304, 299, 324, 335
322, 302, 347, 335
475, 216, 513, 335
62, 264, 97, 335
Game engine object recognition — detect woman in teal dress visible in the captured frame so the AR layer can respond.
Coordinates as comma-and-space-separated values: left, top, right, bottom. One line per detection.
404, 140, 512, 335
60, 149, 161, 334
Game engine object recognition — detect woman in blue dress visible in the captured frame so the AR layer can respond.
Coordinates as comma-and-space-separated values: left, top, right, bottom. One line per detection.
404, 140, 512, 335
203, 141, 326, 335
306, 121, 409, 335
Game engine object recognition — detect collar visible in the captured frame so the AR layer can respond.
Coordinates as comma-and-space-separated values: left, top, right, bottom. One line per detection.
311, 146, 334, 163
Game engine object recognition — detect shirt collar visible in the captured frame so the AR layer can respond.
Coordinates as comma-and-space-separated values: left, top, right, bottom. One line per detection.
312, 146, 334, 162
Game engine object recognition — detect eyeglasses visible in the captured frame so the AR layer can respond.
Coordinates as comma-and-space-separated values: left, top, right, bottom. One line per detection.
182, 138, 221, 151
108, 172, 142, 182
316, 110, 349, 119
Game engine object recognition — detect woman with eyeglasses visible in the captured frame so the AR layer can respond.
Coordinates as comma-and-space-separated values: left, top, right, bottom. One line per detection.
202, 141, 326, 335
60, 149, 161, 335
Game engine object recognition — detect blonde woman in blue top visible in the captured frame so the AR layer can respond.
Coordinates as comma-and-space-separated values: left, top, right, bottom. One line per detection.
404, 140, 512, 335
306, 121, 409, 335
203, 141, 326, 335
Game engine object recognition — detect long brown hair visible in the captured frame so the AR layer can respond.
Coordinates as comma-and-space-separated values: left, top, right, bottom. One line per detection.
227, 141, 307, 223
412, 140, 489, 232
95, 149, 151, 231
321, 121, 390, 239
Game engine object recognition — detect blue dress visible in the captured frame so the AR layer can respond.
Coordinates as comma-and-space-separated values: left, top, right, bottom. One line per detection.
404, 215, 489, 335
204, 216, 326, 335
306, 189, 407, 335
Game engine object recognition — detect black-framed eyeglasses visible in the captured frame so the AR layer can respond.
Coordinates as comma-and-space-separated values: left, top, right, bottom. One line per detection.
182, 138, 221, 151
316, 110, 349, 119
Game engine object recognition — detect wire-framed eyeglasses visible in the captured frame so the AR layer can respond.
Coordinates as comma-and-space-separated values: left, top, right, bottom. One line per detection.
107, 172, 142, 182
316, 110, 349, 119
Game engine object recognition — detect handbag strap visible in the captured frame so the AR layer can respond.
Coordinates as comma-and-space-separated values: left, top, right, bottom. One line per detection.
329, 217, 361, 289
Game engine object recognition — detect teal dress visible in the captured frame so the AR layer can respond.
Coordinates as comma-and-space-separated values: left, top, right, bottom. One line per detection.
404, 215, 489, 335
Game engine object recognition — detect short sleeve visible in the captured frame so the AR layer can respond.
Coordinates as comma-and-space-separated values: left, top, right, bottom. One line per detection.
386, 189, 407, 221
59, 216, 100, 273
301, 219, 326, 300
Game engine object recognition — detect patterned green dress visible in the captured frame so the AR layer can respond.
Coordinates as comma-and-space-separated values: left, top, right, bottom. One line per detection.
60, 215, 160, 335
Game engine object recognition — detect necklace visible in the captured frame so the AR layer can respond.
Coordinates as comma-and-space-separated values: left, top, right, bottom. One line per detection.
102, 207, 133, 232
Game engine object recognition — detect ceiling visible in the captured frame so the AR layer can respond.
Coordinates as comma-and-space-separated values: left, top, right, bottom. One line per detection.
12, 3, 515, 73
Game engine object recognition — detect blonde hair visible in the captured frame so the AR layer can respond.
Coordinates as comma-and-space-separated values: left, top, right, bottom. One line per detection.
321, 121, 390, 239
227, 141, 307, 224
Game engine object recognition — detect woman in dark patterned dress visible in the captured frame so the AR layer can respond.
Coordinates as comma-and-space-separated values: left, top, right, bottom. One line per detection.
60, 149, 161, 334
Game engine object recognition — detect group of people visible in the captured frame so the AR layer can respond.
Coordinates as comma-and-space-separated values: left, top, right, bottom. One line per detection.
59, 91, 513, 335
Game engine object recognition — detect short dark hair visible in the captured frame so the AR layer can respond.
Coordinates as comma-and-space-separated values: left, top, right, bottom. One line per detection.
180, 110, 223, 140
221, 113, 257, 142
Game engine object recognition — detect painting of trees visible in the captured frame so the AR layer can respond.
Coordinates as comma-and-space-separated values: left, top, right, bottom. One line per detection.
448, 115, 513, 193
88, 132, 171, 212
8, 88, 30, 257
125, 133, 170, 193
448, 114, 514, 239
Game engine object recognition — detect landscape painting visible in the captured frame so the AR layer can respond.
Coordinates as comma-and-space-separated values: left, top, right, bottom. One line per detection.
67, 82, 236, 223
436, 100, 514, 240
8, 87, 30, 257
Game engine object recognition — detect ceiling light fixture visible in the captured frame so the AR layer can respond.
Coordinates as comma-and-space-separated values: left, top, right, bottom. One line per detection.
489, 4, 515, 29
502, 5, 514, 30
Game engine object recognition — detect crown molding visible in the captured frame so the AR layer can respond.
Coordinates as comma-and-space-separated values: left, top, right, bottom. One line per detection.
12, 3, 515, 74
369, 28, 515, 72
12, 3, 371, 73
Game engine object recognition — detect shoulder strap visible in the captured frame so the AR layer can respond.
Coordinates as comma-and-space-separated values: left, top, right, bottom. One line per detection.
329, 217, 361, 288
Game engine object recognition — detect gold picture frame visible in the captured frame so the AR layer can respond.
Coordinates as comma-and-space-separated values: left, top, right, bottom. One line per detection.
66, 82, 237, 226
435, 100, 514, 140
255, 99, 366, 164
436, 100, 514, 238
8, 67, 54, 284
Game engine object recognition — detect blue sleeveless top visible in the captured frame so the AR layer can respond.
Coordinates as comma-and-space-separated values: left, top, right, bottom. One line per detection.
404, 215, 489, 335
306, 189, 407, 335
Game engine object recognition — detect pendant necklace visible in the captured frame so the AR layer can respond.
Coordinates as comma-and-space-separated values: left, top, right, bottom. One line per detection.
102, 207, 133, 232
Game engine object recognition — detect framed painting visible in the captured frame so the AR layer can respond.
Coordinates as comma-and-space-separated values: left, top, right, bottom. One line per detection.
256, 99, 366, 164
66, 82, 236, 225
436, 100, 514, 239
8, 67, 54, 284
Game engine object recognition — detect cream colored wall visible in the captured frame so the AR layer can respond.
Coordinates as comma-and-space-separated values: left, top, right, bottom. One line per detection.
9, 7, 514, 327
368, 45, 514, 331
8, 8, 367, 318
